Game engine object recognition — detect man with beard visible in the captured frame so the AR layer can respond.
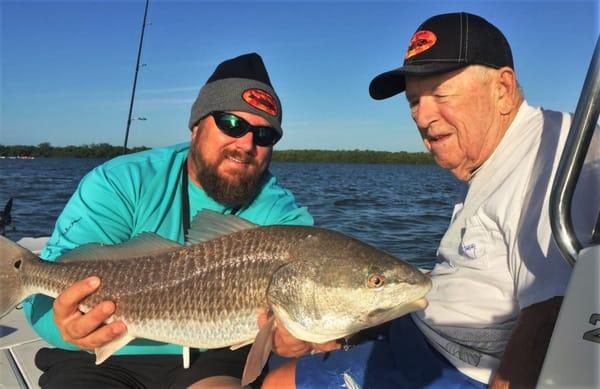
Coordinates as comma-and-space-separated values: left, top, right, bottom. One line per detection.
23, 53, 313, 388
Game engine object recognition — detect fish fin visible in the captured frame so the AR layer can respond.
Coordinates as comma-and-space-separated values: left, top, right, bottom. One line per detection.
0, 236, 38, 318
186, 210, 257, 245
229, 338, 254, 351
94, 332, 135, 364
241, 316, 275, 386
59, 233, 183, 262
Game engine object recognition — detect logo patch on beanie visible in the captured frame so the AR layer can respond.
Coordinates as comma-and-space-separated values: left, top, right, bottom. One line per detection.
405, 30, 437, 59
242, 89, 278, 116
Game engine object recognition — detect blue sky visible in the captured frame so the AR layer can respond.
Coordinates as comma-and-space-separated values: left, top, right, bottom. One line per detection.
1, 0, 598, 152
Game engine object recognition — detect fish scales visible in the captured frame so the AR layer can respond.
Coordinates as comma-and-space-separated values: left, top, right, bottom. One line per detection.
20, 227, 302, 348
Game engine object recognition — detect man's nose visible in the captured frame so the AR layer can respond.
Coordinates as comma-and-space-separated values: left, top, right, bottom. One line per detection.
235, 131, 256, 151
412, 97, 438, 129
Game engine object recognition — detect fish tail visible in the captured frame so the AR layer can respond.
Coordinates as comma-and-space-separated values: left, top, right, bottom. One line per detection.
0, 236, 37, 318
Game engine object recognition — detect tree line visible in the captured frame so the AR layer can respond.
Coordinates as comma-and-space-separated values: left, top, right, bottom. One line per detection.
0, 143, 149, 159
273, 149, 433, 164
0, 143, 434, 164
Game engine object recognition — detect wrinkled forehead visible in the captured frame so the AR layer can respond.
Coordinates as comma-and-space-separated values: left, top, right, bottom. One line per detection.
405, 67, 481, 100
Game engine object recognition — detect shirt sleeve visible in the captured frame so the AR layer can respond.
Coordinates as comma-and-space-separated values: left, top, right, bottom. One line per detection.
243, 174, 314, 227
22, 163, 137, 350
266, 194, 314, 226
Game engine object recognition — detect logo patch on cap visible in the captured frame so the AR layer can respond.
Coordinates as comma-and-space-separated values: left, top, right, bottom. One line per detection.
242, 89, 278, 116
405, 30, 437, 59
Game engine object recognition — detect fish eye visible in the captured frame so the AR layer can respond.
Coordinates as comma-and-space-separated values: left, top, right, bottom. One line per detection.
367, 273, 385, 288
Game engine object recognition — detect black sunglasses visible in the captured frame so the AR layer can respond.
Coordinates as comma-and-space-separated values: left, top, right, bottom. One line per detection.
210, 111, 281, 147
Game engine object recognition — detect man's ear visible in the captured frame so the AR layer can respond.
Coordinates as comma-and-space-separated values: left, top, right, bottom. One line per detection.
496, 67, 518, 115
191, 125, 200, 141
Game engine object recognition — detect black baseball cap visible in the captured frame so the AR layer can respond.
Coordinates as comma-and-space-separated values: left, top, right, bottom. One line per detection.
369, 12, 514, 100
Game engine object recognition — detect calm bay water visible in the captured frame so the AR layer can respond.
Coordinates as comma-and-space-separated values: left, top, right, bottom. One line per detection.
0, 158, 463, 268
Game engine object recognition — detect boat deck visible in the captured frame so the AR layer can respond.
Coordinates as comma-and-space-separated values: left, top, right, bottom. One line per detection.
0, 308, 47, 388
1, 237, 49, 388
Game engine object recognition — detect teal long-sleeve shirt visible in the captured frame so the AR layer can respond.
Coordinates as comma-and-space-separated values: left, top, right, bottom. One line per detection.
23, 142, 314, 355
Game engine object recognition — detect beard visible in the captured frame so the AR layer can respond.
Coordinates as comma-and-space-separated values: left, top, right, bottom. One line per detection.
188, 138, 269, 208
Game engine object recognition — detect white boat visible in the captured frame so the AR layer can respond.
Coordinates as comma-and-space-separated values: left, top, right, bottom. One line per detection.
536, 37, 600, 388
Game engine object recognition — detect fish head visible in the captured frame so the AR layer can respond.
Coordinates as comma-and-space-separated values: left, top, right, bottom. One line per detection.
267, 228, 432, 343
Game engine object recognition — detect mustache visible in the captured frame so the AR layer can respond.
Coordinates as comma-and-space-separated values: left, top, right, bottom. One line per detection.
189, 145, 266, 208
222, 149, 258, 166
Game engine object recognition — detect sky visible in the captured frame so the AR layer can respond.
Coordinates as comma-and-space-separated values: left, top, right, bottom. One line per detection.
1, 0, 598, 152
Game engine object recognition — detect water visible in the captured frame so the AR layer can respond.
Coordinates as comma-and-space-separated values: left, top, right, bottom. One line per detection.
0, 158, 463, 269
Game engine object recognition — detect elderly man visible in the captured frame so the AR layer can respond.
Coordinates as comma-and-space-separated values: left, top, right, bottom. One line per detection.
23, 53, 313, 388
263, 12, 599, 389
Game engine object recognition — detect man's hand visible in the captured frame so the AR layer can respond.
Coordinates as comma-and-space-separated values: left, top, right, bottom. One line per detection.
52, 276, 127, 350
257, 310, 340, 358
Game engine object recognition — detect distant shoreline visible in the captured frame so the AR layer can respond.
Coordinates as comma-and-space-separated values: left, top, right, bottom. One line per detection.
0, 143, 434, 164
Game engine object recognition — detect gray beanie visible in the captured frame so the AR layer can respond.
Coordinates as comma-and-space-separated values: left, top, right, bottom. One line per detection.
188, 53, 282, 136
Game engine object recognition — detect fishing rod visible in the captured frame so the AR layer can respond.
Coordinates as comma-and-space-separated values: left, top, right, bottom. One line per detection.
123, 0, 150, 155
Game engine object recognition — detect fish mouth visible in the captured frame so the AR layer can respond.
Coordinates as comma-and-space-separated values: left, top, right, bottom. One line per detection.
365, 297, 429, 325
364, 277, 431, 325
